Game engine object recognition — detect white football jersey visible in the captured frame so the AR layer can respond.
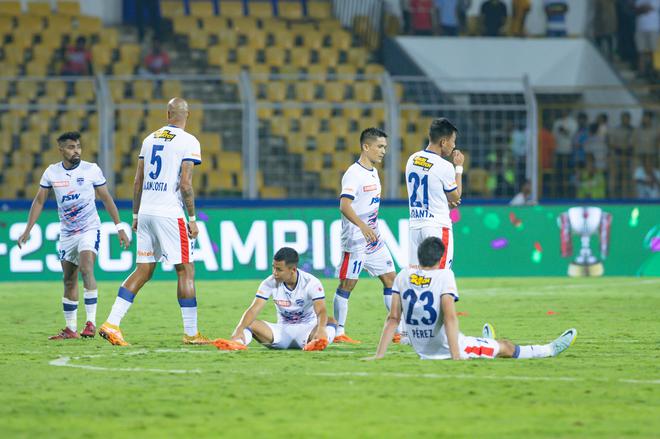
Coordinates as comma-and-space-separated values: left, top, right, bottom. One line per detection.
405, 149, 457, 229
393, 267, 459, 360
256, 269, 325, 325
138, 125, 201, 218
339, 162, 383, 254
39, 160, 106, 237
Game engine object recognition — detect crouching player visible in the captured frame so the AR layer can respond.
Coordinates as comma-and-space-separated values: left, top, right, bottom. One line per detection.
366, 237, 577, 360
214, 247, 336, 352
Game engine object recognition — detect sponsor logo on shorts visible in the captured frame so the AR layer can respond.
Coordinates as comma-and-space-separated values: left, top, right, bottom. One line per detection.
363, 184, 377, 192
137, 250, 154, 257
413, 156, 433, 170
409, 273, 432, 287
53, 180, 70, 187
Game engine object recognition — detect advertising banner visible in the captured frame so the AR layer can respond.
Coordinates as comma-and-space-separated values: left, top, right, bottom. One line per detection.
0, 205, 658, 281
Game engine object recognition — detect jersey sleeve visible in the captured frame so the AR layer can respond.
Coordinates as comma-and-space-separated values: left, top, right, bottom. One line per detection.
255, 278, 273, 300
392, 271, 406, 295
138, 139, 147, 160
92, 164, 107, 187
440, 270, 459, 302
39, 167, 52, 188
339, 168, 359, 200
183, 136, 202, 165
438, 163, 457, 193
308, 279, 325, 302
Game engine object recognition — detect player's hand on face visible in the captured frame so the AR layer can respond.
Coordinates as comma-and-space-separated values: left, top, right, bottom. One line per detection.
118, 229, 131, 249
452, 150, 465, 166
187, 220, 199, 239
16, 231, 29, 249
132, 218, 138, 232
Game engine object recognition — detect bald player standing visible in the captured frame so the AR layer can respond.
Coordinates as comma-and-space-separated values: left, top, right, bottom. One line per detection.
99, 98, 212, 346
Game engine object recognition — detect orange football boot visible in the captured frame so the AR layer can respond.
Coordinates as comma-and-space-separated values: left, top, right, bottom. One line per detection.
98, 322, 129, 346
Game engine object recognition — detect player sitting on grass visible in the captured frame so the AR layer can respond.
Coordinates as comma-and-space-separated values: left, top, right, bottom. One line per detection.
214, 247, 335, 352
366, 237, 577, 360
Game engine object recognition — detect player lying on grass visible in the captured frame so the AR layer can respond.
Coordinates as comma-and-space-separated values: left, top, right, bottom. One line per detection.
366, 237, 577, 360
214, 247, 336, 352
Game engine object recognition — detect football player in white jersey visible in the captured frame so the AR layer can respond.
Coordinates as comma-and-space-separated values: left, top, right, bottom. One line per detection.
99, 97, 212, 346
214, 247, 336, 352
405, 118, 464, 268
333, 128, 397, 344
366, 237, 577, 361
17, 131, 130, 340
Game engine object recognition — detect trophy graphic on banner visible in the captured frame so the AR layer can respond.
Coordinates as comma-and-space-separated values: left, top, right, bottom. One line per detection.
558, 207, 612, 277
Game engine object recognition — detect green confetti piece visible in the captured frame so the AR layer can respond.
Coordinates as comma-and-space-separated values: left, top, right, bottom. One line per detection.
629, 207, 639, 228
532, 249, 542, 263
483, 213, 501, 230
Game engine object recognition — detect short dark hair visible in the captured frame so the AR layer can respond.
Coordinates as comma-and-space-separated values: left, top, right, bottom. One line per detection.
418, 237, 445, 268
273, 247, 299, 266
429, 118, 458, 144
359, 127, 387, 145
57, 131, 81, 144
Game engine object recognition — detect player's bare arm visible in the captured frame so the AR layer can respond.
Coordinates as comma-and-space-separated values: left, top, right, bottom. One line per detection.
365, 292, 402, 360
448, 149, 464, 202
17, 187, 50, 249
340, 196, 377, 243
311, 299, 328, 341
180, 160, 198, 239
231, 297, 267, 343
95, 184, 130, 249
132, 158, 144, 231
441, 294, 462, 360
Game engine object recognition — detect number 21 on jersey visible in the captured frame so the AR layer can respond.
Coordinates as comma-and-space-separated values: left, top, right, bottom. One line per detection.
408, 172, 429, 208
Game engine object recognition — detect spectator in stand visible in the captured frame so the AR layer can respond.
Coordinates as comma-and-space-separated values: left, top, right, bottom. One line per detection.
409, 0, 436, 35
632, 111, 660, 166
577, 154, 607, 199
544, 0, 569, 37
457, 0, 472, 34
616, 0, 637, 68
584, 122, 608, 175
510, 0, 531, 37
539, 119, 556, 196
61, 36, 92, 76
553, 111, 577, 197
594, 0, 618, 59
634, 159, 660, 198
608, 111, 635, 197
435, 0, 460, 36
634, 0, 660, 77
510, 180, 535, 206
480, 0, 508, 37
143, 39, 170, 75
572, 112, 590, 168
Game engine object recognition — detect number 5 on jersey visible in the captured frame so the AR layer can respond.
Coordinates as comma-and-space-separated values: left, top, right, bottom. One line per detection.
148, 145, 164, 179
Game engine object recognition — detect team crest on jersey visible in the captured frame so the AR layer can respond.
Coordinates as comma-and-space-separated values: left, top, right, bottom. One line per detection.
409, 273, 431, 287
153, 129, 176, 141
413, 156, 433, 170
76, 177, 84, 186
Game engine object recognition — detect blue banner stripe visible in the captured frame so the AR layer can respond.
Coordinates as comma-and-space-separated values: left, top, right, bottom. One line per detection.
178, 297, 197, 308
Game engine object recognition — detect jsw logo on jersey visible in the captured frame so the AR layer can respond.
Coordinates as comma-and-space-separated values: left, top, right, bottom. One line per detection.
369, 196, 381, 205
61, 192, 81, 202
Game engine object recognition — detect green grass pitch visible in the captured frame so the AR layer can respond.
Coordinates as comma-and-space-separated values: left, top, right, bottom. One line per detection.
1, 277, 659, 438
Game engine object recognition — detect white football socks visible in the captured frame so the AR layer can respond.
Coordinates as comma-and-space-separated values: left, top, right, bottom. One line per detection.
83, 289, 98, 325
62, 297, 78, 331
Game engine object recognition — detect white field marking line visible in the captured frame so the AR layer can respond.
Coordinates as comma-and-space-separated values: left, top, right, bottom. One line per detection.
305, 371, 660, 386
49, 356, 202, 374
461, 279, 660, 295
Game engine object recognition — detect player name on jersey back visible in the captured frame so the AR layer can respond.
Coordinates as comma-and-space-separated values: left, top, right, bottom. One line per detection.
138, 125, 201, 218
405, 150, 457, 229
